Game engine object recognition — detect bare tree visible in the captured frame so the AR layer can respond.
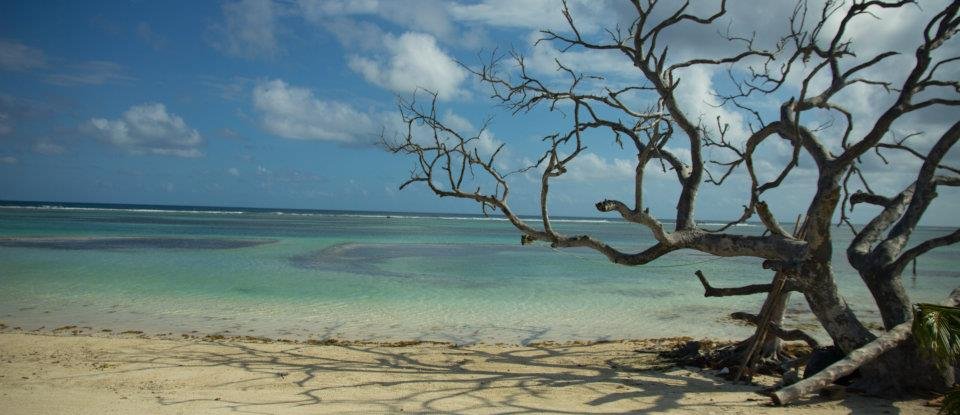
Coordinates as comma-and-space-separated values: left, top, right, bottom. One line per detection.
385, 0, 959, 395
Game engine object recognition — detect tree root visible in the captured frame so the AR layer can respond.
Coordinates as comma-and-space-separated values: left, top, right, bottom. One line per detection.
730, 312, 819, 348
660, 337, 811, 378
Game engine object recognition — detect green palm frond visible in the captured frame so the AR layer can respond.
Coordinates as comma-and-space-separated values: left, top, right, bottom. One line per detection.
912, 303, 960, 415
912, 303, 960, 368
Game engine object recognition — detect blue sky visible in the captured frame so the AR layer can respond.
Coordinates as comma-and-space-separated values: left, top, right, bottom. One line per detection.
0, 0, 957, 225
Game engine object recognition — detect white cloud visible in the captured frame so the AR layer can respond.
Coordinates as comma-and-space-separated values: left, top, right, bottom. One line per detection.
297, 0, 483, 48
0, 39, 47, 71
200, 76, 254, 101
0, 93, 53, 136
449, 0, 616, 33
348, 32, 467, 100
45, 61, 134, 86
673, 66, 749, 145
252, 79, 375, 142
562, 153, 635, 182
472, 130, 503, 159
525, 32, 638, 79
83, 103, 203, 158
0, 112, 10, 135
209, 0, 281, 59
227, 167, 240, 177
442, 109, 474, 132
0, 156, 18, 165
136, 22, 167, 50
296, 0, 378, 18
33, 141, 66, 155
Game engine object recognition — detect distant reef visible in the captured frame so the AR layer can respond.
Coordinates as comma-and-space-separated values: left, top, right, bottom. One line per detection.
0, 237, 277, 250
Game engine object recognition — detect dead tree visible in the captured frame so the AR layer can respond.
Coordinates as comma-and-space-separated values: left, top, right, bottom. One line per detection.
385, 0, 960, 394
774, 288, 960, 405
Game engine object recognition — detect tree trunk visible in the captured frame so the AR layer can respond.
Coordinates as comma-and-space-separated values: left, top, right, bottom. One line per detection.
854, 267, 955, 394
856, 339, 954, 395
800, 263, 876, 353
861, 265, 912, 330
793, 261, 950, 395
775, 288, 960, 403
712, 292, 793, 374
773, 318, 914, 405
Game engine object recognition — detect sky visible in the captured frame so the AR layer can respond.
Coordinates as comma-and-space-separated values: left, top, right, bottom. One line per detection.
0, 0, 957, 225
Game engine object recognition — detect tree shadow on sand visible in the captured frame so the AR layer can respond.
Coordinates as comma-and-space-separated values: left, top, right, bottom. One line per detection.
51, 337, 907, 414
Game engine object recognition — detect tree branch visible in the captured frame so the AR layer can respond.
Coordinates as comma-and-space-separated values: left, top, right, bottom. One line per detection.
695, 270, 772, 297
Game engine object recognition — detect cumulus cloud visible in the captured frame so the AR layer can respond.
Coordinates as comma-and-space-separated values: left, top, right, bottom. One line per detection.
227, 167, 240, 177
0, 39, 47, 71
525, 32, 637, 79
0, 156, 18, 165
209, 0, 281, 59
83, 103, 203, 158
348, 32, 467, 100
252, 79, 375, 142
562, 153, 635, 182
673, 66, 749, 145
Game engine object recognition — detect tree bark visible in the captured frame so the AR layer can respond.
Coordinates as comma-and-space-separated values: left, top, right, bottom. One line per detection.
861, 265, 913, 330
731, 309, 819, 348
773, 288, 960, 404
772, 320, 913, 405
693, 270, 791, 370
854, 267, 955, 394
760, 292, 790, 357
800, 264, 876, 353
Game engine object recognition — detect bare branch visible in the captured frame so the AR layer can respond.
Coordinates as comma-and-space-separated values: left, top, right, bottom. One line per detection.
695, 270, 772, 297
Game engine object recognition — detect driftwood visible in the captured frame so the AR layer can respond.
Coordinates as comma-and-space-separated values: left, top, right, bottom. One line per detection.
772, 288, 960, 405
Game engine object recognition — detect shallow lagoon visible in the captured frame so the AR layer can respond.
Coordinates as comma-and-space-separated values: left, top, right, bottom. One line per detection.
0, 203, 956, 344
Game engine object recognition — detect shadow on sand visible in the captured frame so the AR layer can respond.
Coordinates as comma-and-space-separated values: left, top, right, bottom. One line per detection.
47, 336, 908, 414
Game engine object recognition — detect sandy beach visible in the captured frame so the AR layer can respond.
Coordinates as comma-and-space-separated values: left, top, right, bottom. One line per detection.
0, 332, 937, 414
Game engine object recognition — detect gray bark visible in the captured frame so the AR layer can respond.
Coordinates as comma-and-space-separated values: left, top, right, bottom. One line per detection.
773, 288, 960, 405
800, 264, 876, 354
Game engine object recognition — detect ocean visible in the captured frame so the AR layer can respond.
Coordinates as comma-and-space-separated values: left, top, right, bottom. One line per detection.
0, 201, 956, 344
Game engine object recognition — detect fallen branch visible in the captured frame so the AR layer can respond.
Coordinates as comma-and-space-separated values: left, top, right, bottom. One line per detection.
730, 312, 820, 348
772, 288, 960, 405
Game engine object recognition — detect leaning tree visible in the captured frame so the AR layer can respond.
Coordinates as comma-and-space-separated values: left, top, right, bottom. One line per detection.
385, 0, 960, 396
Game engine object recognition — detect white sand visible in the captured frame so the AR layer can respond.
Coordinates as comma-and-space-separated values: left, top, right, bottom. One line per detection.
0, 332, 937, 414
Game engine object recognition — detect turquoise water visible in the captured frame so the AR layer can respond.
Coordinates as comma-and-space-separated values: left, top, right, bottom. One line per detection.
0, 203, 956, 344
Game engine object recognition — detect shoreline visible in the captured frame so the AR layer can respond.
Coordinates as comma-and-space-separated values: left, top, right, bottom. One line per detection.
0, 331, 938, 414
0, 322, 729, 348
